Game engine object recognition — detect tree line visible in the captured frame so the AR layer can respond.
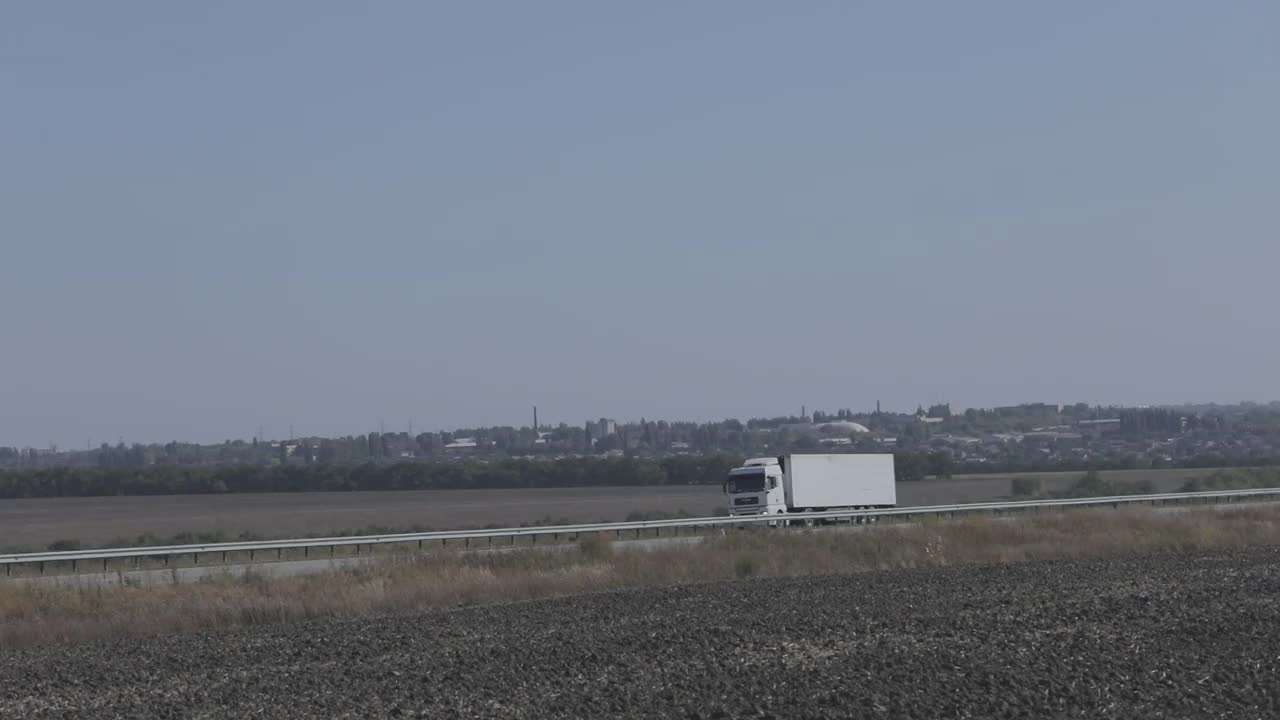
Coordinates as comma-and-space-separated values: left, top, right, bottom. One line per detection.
0, 456, 731, 498
1, 450, 1266, 499
12, 401, 1272, 473
0, 452, 966, 499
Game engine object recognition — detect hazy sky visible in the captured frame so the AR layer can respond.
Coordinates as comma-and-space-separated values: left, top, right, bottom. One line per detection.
2, 3, 1277, 447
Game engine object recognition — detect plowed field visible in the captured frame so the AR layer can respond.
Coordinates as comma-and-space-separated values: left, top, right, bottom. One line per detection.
3, 547, 1278, 718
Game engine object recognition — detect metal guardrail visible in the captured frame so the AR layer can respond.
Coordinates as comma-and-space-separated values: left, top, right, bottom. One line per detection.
3, 487, 1279, 576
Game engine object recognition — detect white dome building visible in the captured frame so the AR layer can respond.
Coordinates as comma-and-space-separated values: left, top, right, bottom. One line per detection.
815, 420, 871, 434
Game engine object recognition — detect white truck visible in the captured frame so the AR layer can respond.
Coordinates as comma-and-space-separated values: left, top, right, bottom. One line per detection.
724, 453, 896, 520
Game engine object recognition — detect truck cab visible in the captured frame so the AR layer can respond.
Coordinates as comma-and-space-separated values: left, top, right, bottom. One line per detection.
724, 457, 787, 516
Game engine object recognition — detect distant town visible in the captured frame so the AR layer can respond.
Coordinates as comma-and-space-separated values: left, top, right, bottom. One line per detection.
5, 401, 1279, 475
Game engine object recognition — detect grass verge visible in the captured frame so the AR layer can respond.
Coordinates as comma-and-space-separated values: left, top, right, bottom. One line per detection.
3, 504, 1279, 649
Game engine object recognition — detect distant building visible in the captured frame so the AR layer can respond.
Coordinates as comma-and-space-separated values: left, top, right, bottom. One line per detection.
993, 403, 1064, 415
596, 418, 616, 438
815, 420, 870, 434
1077, 418, 1122, 436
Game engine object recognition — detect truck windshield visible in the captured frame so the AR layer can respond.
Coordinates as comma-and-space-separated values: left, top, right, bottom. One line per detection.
727, 473, 766, 494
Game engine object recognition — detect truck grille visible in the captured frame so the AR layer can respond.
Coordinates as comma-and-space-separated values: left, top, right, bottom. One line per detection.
733, 497, 759, 506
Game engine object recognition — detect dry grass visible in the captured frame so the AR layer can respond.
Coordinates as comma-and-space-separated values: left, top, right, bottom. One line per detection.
3, 505, 1280, 649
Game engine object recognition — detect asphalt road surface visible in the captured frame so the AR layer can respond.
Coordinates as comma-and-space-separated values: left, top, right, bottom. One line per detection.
0, 469, 1207, 548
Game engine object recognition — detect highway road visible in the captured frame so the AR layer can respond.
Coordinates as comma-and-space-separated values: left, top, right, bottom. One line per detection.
16, 494, 1272, 588
0, 468, 1210, 549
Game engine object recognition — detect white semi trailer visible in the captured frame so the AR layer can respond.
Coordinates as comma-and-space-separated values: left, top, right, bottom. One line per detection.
724, 453, 896, 519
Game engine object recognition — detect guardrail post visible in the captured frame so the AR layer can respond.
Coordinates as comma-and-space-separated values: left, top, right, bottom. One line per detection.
465, 537, 470, 548
304, 547, 309, 559
249, 550, 255, 561
277, 548, 282, 560
72, 559, 77, 572
222, 551, 227, 563
193, 553, 198, 566
40, 562, 44, 575
103, 558, 108, 572
330, 546, 335, 557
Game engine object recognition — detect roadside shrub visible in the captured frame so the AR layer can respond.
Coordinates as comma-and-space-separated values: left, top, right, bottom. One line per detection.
578, 533, 614, 561
734, 555, 759, 578
1181, 468, 1280, 493
1010, 477, 1041, 497
1051, 470, 1161, 499
45, 539, 82, 552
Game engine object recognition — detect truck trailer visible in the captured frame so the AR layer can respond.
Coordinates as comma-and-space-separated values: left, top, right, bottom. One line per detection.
723, 453, 896, 519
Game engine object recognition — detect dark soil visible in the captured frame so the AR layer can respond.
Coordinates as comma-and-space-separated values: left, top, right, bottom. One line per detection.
4, 547, 1279, 718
